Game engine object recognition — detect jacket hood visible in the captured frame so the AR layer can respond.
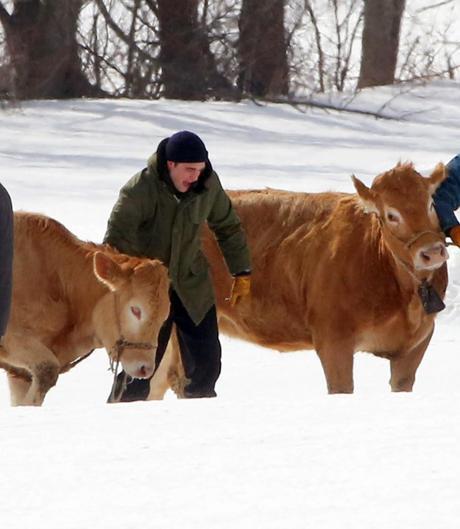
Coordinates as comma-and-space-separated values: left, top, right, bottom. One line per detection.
147, 137, 214, 194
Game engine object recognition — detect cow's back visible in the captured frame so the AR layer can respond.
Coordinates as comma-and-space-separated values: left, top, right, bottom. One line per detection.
228, 188, 346, 250
10, 212, 100, 340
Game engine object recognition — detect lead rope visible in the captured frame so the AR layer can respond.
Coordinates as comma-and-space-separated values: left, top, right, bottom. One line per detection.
107, 341, 128, 404
107, 291, 127, 403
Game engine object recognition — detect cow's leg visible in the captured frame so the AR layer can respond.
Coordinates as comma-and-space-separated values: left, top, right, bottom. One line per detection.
168, 332, 188, 398
147, 341, 174, 400
315, 339, 354, 394
148, 330, 186, 400
5, 339, 60, 406
7, 374, 31, 406
390, 328, 433, 392
25, 359, 60, 406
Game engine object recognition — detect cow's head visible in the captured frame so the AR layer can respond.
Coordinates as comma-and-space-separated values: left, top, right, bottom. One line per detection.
93, 251, 170, 379
352, 162, 448, 271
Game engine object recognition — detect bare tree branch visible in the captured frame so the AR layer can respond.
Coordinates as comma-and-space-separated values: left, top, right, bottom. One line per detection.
339, 4, 364, 91
0, 2, 11, 27
144, 0, 158, 18
416, 0, 455, 13
93, 0, 154, 64
304, 0, 325, 92
125, 0, 140, 96
257, 95, 403, 120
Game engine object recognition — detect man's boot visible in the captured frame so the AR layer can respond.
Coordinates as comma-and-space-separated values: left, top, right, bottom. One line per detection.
107, 372, 151, 403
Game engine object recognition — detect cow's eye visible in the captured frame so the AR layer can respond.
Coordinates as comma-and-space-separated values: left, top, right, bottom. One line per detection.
386, 210, 401, 224
130, 306, 142, 320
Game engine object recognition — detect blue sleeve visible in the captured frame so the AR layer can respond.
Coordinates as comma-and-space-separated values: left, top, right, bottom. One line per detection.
0, 183, 13, 337
433, 155, 460, 233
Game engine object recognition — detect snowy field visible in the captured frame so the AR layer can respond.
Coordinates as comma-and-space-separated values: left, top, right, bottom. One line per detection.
1, 81, 460, 528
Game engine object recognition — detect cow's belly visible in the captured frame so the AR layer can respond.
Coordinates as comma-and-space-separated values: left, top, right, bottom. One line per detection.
354, 313, 434, 358
218, 311, 314, 352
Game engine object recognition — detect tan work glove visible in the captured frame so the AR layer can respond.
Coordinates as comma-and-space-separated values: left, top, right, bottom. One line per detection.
229, 275, 251, 306
450, 225, 460, 246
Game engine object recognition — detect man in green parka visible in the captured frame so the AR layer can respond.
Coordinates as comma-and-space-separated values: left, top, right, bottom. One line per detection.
104, 130, 251, 400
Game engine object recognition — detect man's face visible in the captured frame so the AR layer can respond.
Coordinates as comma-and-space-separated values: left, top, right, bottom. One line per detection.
167, 161, 205, 193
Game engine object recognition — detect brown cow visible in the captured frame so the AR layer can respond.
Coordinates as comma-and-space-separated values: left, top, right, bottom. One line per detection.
148, 162, 448, 396
0, 212, 169, 406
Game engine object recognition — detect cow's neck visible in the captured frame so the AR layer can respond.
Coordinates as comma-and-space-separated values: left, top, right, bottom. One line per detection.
65, 246, 109, 308
91, 289, 124, 351
49, 249, 109, 363
57, 246, 111, 341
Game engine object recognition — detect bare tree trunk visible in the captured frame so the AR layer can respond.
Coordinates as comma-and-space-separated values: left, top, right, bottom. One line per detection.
0, 0, 103, 99
357, 0, 406, 89
238, 0, 289, 97
157, 0, 208, 100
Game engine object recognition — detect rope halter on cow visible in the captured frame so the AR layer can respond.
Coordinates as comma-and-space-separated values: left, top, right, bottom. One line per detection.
401, 229, 444, 251
378, 219, 446, 314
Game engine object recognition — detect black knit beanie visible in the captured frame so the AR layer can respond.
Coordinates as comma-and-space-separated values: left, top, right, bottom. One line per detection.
165, 131, 208, 163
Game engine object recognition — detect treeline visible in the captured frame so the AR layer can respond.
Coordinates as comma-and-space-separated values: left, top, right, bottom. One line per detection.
0, 0, 458, 101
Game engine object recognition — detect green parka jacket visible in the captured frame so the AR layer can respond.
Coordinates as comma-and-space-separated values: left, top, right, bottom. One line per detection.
104, 138, 251, 325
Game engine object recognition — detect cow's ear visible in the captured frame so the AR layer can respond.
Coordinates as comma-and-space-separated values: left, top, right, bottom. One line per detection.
94, 251, 126, 291
352, 175, 378, 214
428, 162, 446, 194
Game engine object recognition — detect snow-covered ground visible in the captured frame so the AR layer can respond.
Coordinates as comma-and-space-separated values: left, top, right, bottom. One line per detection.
1, 81, 460, 528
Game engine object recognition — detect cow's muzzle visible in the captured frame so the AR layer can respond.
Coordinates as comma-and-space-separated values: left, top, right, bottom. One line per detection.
415, 242, 448, 270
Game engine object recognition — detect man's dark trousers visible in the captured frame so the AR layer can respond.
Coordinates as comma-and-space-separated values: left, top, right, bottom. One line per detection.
111, 289, 222, 401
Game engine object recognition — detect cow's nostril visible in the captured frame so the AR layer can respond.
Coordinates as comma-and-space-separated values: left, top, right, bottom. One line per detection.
419, 244, 448, 267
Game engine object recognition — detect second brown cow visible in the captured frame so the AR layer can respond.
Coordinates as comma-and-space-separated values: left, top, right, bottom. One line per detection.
149, 162, 448, 396
0, 212, 170, 406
